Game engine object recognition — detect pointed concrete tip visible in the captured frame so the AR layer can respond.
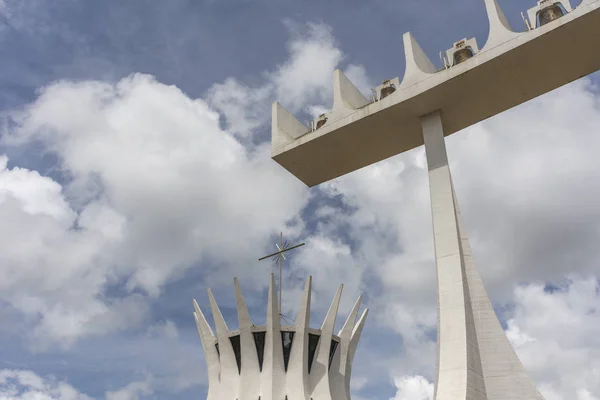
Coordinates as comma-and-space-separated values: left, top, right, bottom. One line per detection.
295, 275, 313, 326
320, 284, 344, 330
272, 102, 308, 152
234, 276, 253, 329
192, 302, 215, 338
483, 0, 519, 50
350, 308, 369, 341
338, 294, 363, 337
403, 32, 437, 78
332, 69, 369, 111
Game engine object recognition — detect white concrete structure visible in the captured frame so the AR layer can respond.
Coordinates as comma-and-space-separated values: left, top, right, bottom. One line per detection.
193, 274, 368, 400
271, 0, 600, 187
422, 111, 543, 400
269, 1, 600, 399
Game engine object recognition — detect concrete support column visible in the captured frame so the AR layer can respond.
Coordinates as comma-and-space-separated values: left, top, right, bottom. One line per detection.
421, 111, 487, 400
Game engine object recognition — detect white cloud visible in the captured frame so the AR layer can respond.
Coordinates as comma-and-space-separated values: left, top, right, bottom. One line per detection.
146, 320, 179, 340
0, 20, 381, 349
206, 21, 374, 138
104, 378, 152, 400
507, 276, 600, 399
0, 369, 93, 400
0, 73, 309, 348
390, 375, 433, 400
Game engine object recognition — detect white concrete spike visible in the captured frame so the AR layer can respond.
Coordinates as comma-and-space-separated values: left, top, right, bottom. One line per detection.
337, 295, 362, 339
482, 0, 520, 51
295, 275, 312, 327
192, 302, 220, 400
207, 289, 239, 398
207, 288, 230, 334
261, 273, 285, 400
233, 278, 261, 400
193, 299, 215, 338
287, 276, 312, 400
234, 277, 253, 329
320, 284, 343, 331
271, 102, 308, 153
311, 284, 343, 398
332, 69, 370, 112
348, 309, 368, 361
330, 295, 363, 400
401, 32, 437, 88
341, 308, 368, 400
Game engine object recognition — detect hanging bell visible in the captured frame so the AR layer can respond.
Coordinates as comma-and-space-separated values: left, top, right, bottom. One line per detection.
538, 3, 564, 26
380, 84, 396, 100
453, 47, 475, 65
316, 114, 328, 129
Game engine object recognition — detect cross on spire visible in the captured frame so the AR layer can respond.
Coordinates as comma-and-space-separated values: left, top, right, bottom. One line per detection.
258, 232, 305, 317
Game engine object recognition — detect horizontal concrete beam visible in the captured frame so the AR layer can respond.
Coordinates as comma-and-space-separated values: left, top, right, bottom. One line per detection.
271, 0, 600, 187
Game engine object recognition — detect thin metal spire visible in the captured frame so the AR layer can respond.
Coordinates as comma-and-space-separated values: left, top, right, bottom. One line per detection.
258, 232, 305, 316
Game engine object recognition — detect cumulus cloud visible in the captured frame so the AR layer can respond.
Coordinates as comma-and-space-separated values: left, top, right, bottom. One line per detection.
104, 378, 153, 400
507, 276, 600, 399
0, 19, 382, 350
206, 21, 374, 138
390, 375, 433, 400
0, 369, 93, 400
0, 74, 309, 347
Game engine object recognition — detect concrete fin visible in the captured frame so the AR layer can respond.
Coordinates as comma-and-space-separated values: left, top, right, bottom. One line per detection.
287, 276, 312, 400
193, 299, 215, 339
332, 69, 369, 112
452, 184, 545, 400
330, 295, 363, 400
233, 278, 261, 400
207, 289, 240, 397
310, 284, 343, 397
401, 32, 437, 87
193, 301, 220, 400
207, 288, 230, 335
234, 277, 253, 329
272, 102, 307, 152
338, 295, 362, 339
348, 309, 368, 360
344, 308, 368, 399
483, 0, 520, 51
261, 273, 285, 400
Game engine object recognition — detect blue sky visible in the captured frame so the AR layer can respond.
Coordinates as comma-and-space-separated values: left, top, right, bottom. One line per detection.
0, 0, 599, 399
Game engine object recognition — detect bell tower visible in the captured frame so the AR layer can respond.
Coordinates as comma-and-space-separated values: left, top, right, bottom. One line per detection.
267, 0, 600, 399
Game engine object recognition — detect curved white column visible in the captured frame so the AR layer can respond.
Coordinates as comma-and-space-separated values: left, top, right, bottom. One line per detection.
287, 276, 312, 400
310, 284, 343, 398
207, 289, 240, 399
421, 110, 543, 400
234, 278, 261, 400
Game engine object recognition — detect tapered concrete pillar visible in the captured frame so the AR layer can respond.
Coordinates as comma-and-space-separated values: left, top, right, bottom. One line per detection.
421, 111, 544, 400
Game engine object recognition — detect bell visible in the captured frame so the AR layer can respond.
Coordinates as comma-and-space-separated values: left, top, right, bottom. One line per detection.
316, 116, 328, 129
380, 85, 396, 100
538, 4, 564, 26
453, 47, 474, 65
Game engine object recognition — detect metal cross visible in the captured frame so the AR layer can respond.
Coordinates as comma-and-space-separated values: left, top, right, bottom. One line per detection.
258, 232, 305, 316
